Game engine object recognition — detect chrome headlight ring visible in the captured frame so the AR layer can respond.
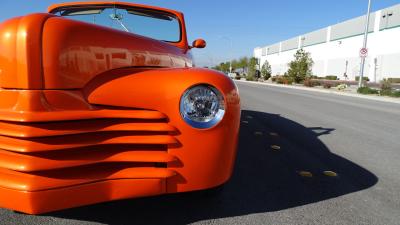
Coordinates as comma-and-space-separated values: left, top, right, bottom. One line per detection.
180, 84, 225, 129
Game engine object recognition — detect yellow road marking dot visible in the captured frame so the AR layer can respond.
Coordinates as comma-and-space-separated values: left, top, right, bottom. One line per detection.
246, 115, 253, 119
269, 132, 279, 136
254, 131, 263, 136
270, 145, 281, 150
242, 120, 249, 124
323, 171, 338, 177
298, 171, 313, 177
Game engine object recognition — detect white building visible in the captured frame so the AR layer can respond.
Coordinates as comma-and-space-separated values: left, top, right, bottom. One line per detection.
254, 4, 400, 82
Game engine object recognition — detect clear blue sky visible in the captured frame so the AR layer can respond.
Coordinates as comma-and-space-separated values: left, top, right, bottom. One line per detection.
1, 0, 399, 67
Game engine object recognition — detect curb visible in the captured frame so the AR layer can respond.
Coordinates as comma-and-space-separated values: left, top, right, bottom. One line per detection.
235, 80, 400, 105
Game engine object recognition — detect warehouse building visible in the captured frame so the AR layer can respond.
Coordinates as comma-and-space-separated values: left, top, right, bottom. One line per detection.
254, 4, 400, 82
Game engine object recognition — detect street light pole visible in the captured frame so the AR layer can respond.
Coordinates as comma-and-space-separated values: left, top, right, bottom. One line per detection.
358, 0, 372, 88
227, 38, 233, 73
220, 36, 233, 73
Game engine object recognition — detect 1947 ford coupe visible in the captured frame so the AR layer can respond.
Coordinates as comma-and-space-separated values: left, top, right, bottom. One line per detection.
0, 1, 241, 214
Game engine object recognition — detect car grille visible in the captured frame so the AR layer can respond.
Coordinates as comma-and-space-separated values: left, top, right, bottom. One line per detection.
0, 108, 179, 192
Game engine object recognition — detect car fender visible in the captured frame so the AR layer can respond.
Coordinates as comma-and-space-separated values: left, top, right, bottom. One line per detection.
85, 67, 241, 192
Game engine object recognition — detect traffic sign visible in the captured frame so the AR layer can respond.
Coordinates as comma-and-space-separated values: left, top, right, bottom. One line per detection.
359, 48, 368, 58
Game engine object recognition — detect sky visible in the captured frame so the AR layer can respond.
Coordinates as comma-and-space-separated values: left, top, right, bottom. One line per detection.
1, 0, 399, 67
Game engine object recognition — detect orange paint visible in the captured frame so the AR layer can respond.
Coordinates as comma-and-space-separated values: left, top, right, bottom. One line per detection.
0, 2, 240, 214
0, 14, 53, 89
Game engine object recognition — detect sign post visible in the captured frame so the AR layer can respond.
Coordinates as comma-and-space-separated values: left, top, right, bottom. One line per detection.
359, 48, 368, 58
358, 0, 372, 88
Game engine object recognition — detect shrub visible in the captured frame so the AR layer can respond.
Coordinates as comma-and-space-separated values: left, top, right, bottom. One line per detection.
323, 83, 332, 89
286, 49, 314, 83
378, 79, 400, 96
311, 76, 325, 80
246, 57, 258, 81
285, 78, 293, 85
380, 89, 392, 96
380, 79, 392, 91
276, 76, 293, 85
391, 91, 400, 97
325, 75, 338, 80
380, 89, 400, 98
355, 76, 370, 82
357, 87, 379, 95
271, 76, 277, 82
246, 75, 255, 81
303, 79, 321, 87
337, 83, 347, 91
263, 73, 271, 81
261, 61, 272, 81
286, 77, 294, 85
388, 78, 400, 83
332, 83, 340, 87
313, 80, 322, 86
303, 78, 314, 87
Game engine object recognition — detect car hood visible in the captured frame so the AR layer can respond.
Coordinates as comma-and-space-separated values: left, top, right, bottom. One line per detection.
0, 14, 193, 89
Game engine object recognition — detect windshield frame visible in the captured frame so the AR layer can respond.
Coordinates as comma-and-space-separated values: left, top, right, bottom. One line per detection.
48, 2, 188, 49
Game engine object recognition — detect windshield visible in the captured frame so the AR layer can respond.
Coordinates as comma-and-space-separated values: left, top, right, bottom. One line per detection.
52, 6, 181, 43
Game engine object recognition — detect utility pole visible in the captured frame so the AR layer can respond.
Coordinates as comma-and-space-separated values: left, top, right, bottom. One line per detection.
358, 0, 372, 88
220, 36, 233, 73
227, 38, 233, 73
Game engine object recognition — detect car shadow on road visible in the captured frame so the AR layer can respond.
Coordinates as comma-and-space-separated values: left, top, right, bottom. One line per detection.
47, 110, 378, 225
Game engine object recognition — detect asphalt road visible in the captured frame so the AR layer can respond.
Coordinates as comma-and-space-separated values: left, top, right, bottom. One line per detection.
2, 81, 400, 225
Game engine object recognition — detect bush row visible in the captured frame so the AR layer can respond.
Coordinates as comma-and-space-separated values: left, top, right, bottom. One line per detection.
388, 78, 400, 83
357, 87, 379, 95
357, 79, 400, 97
355, 76, 370, 82
357, 87, 400, 97
271, 76, 293, 85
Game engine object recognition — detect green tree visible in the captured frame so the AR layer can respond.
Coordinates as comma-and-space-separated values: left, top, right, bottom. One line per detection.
231, 59, 239, 71
212, 65, 221, 71
261, 60, 272, 80
238, 57, 249, 75
212, 62, 230, 73
287, 49, 314, 83
220, 62, 230, 73
246, 57, 258, 81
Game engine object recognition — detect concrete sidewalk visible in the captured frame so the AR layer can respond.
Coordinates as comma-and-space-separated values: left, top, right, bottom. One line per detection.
235, 80, 400, 104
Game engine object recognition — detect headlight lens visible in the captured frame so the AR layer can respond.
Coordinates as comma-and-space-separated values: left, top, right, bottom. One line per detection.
180, 85, 225, 129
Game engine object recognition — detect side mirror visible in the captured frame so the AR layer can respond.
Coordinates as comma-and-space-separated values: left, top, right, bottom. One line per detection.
191, 39, 206, 49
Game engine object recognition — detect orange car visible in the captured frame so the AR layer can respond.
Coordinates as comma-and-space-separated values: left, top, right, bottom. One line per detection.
0, 1, 240, 214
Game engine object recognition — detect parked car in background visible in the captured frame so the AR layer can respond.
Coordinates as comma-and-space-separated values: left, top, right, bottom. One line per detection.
228, 72, 237, 79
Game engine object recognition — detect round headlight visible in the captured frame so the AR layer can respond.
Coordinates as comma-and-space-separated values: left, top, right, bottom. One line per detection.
180, 85, 225, 129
